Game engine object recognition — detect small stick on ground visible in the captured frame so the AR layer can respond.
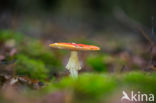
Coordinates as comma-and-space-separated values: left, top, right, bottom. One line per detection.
138, 27, 156, 69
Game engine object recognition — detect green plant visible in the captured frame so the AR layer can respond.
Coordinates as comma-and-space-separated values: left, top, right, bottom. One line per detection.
86, 54, 109, 72
0, 30, 23, 43
15, 54, 48, 80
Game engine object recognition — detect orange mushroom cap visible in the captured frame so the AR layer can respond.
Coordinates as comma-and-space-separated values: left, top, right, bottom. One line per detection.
49, 43, 100, 51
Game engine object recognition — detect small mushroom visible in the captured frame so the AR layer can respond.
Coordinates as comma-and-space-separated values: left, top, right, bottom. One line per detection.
49, 43, 100, 78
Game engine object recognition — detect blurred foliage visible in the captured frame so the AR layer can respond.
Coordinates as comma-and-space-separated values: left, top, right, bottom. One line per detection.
15, 54, 48, 80
0, 30, 23, 43
86, 54, 108, 72
86, 53, 127, 72
19, 39, 62, 72
42, 72, 156, 103
66, 38, 99, 46
123, 72, 156, 93
0, 30, 63, 80
43, 73, 116, 103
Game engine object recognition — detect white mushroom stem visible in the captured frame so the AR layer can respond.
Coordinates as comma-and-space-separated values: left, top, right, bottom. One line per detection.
66, 51, 81, 78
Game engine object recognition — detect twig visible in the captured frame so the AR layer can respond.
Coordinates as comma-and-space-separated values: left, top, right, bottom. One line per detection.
138, 27, 154, 46
138, 27, 155, 68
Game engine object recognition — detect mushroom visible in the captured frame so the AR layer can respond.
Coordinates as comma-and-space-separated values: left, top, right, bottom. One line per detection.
49, 43, 100, 78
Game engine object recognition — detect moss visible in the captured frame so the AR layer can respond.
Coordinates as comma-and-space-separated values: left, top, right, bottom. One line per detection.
15, 54, 48, 80
20, 40, 61, 67
0, 30, 63, 80
42, 72, 156, 103
0, 30, 23, 43
86, 54, 110, 72
123, 72, 156, 94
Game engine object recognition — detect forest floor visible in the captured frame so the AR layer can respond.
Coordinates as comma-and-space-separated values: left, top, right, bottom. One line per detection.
0, 29, 156, 103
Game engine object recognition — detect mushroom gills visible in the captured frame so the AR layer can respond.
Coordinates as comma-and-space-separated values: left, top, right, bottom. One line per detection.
66, 51, 81, 78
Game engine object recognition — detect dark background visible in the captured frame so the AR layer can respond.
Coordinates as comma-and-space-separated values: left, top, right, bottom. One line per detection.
0, 0, 156, 41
